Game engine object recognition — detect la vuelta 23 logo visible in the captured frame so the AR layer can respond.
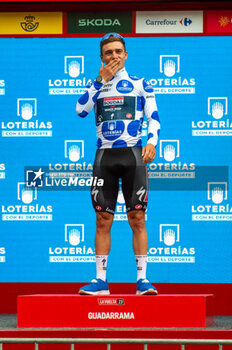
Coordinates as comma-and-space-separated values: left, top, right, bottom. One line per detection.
20, 15, 39, 32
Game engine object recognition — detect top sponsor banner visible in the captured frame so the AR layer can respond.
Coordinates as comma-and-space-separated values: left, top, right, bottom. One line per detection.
136, 11, 203, 34
67, 12, 132, 34
0, 12, 63, 35
207, 11, 232, 33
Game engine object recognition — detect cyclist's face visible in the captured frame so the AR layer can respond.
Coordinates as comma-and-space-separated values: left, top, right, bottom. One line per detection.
101, 41, 127, 70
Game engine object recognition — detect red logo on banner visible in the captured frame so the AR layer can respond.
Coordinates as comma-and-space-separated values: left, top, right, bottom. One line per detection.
207, 11, 232, 33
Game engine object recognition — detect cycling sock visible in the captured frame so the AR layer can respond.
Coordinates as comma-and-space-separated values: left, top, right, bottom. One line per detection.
96, 255, 108, 281
136, 255, 147, 281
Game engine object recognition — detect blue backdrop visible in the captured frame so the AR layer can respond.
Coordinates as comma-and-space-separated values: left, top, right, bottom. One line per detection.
0, 37, 231, 283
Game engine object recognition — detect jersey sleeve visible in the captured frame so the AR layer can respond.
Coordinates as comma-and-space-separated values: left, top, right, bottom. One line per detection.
141, 78, 160, 147
76, 80, 103, 118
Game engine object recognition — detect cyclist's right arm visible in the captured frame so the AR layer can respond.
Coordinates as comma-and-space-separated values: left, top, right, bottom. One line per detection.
76, 81, 103, 117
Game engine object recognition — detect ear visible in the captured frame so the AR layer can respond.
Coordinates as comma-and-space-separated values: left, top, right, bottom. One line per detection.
125, 51, 128, 60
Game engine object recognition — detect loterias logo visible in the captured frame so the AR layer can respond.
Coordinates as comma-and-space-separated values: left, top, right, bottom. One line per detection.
49, 224, 95, 262
1, 181, 53, 221
1, 98, 52, 137
67, 12, 132, 34
192, 97, 232, 136
192, 182, 232, 221
148, 224, 196, 263
148, 139, 195, 179
20, 15, 39, 32
149, 55, 196, 94
49, 56, 91, 95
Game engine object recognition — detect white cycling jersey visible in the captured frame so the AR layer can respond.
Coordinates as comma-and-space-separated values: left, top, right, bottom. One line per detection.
76, 67, 160, 149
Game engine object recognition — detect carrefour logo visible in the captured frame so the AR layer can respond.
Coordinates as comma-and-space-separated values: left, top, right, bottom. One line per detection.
192, 182, 232, 221
1, 98, 52, 137
149, 55, 196, 94
49, 224, 95, 262
148, 224, 195, 263
49, 55, 91, 95
192, 97, 232, 136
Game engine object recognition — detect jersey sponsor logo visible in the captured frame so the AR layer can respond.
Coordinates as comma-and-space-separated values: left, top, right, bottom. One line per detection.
102, 121, 125, 141
116, 80, 134, 93
97, 96, 136, 124
103, 97, 124, 106
148, 224, 196, 263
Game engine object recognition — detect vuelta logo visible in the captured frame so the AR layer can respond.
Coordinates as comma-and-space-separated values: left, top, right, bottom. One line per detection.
49, 224, 95, 263
192, 182, 232, 221
148, 224, 196, 263
49, 56, 91, 95
1, 181, 53, 221
20, 15, 39, 32
1, 98, 53, 137
149, 55, 196, 94
192, 97, 232, 136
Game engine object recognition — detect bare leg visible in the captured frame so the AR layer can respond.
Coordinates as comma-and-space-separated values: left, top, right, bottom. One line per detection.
95, 211, 114, 255
127, 210, 148, 255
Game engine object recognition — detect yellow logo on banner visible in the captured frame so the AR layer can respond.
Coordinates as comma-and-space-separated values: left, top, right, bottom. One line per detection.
0, 12, 63, 35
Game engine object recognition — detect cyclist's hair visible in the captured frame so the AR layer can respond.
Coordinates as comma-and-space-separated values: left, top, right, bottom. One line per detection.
100, 36, 126, 55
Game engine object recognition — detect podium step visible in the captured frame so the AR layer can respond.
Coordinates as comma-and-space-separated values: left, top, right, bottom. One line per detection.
17, 294, 214, 328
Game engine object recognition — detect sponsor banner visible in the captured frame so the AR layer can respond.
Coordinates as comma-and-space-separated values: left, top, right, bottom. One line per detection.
0, 12, 62, 35
148, 224, 196, 264
207, 10, 232, 33
191, 182, 232, 222
67, 12, 132, 34
136, 11, 203, 34
192, 97, 232, 137
49, 224, 95, 263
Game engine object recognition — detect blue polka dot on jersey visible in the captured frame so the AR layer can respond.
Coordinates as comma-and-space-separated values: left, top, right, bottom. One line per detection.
141, 96, 146, 108
96, 138, 102, 148
79, 110, 88, 118
112, 140, 127, 148
151, 111, 160, 122
143, 79, 153, 93
92, 91, 101, 103
78, 92, 89, 105
127, 120, 140, 137
137, 97, 143, 111
129, 74, 141, 81
148, 132, 154, 140
134, 139, 142, 147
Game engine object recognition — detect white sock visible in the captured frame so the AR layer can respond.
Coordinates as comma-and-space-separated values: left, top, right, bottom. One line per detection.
96, 255, 108, 281
136, 255, 147, 281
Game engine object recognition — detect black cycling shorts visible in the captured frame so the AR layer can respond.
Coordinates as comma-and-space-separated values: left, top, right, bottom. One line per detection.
91, 147, 148, 214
